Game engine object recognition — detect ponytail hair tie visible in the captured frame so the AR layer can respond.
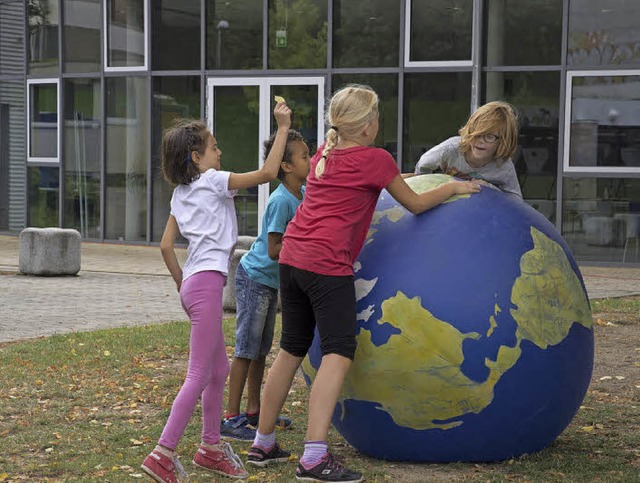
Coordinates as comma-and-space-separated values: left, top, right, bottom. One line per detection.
330, 125, 338, 132
183, 152, 193, 165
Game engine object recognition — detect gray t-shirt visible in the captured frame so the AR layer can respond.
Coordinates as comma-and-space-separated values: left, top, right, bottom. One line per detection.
414, 136, 522, 199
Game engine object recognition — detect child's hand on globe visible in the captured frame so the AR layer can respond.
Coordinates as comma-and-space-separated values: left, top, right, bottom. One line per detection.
449, 179, 482, 195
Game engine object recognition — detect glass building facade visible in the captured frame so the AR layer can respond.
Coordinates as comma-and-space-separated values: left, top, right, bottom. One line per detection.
0, 0, 639, 264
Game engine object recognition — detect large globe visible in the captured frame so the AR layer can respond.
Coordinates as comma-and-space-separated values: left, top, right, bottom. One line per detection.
301, 174, 594, 462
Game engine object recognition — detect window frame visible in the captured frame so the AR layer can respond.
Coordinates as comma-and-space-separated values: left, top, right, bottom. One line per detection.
103, 0, 148, 72
563, 69, 640, 175
26, 78, 61, 164
403, 0, 476, 68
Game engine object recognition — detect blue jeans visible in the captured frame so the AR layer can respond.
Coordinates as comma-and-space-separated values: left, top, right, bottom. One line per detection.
234, 263, 279, 359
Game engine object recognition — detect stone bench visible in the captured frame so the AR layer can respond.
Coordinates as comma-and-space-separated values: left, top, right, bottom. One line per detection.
19, 227, 81, 276
222, 236, 257, 311
223, 248, 248, 311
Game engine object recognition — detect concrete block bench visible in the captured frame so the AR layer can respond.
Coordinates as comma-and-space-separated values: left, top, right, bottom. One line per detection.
19, 227, 81, 276
223, 248, 248, 311
235, 235, 256, 251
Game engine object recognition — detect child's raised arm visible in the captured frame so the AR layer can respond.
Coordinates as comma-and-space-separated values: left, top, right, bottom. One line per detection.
386, 174, 481, 215
228, 102, 292, 191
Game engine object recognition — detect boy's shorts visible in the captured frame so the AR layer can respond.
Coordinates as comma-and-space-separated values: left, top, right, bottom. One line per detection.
279, 264, 357, 360
234, 262, 279, 359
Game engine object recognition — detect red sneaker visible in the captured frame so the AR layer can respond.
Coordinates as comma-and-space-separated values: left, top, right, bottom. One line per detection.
193, 442, 249, 479
141, 449, 188, 483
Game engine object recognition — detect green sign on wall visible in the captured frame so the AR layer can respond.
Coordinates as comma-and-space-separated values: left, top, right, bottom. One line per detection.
276, 29, 287, 48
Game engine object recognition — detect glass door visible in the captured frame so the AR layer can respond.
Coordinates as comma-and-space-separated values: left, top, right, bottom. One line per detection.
207, 77, 324, 235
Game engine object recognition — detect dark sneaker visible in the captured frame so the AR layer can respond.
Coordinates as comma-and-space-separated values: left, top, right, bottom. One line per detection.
295, 452, 363, 482
246, 413, 293, 430
246, 442, 291, 467
221, 413, 256, 441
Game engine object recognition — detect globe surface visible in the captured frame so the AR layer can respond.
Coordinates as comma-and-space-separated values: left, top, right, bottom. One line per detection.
301, 174, 594, 462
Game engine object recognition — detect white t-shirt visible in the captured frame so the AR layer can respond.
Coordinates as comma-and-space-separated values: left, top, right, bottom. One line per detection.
170, 168, 238, 282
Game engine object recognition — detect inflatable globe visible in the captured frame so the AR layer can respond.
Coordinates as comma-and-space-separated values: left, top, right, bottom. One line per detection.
301, 174, 594, 462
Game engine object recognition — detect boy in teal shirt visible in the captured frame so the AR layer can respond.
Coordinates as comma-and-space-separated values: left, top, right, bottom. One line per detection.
222, 129, 310, 440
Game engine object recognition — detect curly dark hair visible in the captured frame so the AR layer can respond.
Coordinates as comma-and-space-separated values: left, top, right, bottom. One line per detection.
262, 129, 306, 180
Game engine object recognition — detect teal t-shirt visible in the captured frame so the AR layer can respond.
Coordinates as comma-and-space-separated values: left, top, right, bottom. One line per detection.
240, 183, 304, 289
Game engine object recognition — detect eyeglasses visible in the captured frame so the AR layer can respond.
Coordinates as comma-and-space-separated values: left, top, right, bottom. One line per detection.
479, 133, 500, 144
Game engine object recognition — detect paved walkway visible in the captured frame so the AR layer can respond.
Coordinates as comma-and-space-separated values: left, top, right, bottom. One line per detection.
1, 235, 640, 344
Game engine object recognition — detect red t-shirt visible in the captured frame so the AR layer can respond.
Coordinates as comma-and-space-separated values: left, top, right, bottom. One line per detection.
279, 145, 400, 276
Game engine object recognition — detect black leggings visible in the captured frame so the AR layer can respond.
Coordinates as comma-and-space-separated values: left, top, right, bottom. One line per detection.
279, 264, 357, 360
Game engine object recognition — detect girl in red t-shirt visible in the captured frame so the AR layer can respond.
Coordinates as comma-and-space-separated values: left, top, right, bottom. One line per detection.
247, 84, 481, 482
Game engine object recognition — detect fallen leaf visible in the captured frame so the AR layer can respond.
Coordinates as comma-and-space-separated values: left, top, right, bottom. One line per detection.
0, 473, 8, 482
274, 95, 286, 103
614, 376, 625, 380
581, 426, 595, 432
104, 351, 111, 356
599, 376, 612, 381
130, 438, 144, 446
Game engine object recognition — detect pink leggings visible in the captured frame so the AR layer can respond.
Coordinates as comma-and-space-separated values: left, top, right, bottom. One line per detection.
158, 270, 230, 450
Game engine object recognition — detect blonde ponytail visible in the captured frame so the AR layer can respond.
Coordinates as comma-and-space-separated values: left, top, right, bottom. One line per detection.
316, 128, 339, 178
316, 84, 379, 180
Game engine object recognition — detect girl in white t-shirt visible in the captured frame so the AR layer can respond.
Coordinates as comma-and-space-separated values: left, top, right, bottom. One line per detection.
141, 102, 291, 483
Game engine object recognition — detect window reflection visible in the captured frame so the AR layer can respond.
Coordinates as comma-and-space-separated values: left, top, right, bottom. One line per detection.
29, 82, 58, 159
333, 0, 399, 68
485, 71, 560, 221
563, 177, 640, 263
0, 1, 25, 75
206, 0, 262, 70
568, 75, 640, 169
568, 0, 640, 67
153, 0, 200, 70
63, 0, 101, 73
333, 74, 398, 158
64, 79, 101, 238
106, 0, 145, 68
28, 165, 59, 227
268, 0, 327, 69
403, 73, 472, 173
28, 0, 59, 74
408, 0, 472, 63
213, 85, 259, 236
485, 0, 562, 66
105, 77, 148, 241
151, 76, 200, 242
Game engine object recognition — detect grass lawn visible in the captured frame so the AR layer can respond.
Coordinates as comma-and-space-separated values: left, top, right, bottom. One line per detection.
0, 297, 639, 482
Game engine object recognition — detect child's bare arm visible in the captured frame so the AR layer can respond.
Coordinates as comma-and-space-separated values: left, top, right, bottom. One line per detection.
228, 102, 292, 191
160, 215, 183, 291
267, 232, 284, 260
386, 174, 481, 215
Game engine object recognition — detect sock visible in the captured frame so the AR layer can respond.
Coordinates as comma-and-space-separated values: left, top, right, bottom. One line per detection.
224, 413, 240, 420
300, 441, 328, 468
154, 445, 175, 458
253, 430, 276, 451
